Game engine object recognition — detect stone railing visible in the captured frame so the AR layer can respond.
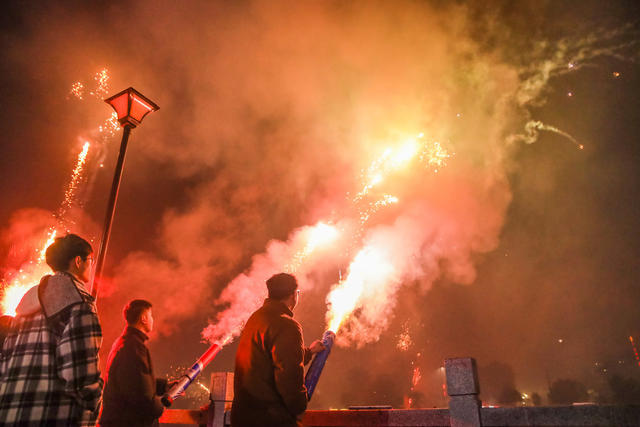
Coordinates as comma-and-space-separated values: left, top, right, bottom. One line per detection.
160, 357, 640, 427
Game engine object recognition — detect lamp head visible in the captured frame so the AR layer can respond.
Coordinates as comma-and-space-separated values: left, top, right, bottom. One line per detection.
105, 87, 159, 128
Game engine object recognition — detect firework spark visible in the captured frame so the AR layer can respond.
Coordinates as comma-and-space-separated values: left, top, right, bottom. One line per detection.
396, 322, 412, 351
69, 82, 85, 100
90, 68, 110, 99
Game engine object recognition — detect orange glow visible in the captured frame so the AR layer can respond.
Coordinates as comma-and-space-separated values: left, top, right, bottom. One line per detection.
70, 82, 85, 99
1, 230, 56, 316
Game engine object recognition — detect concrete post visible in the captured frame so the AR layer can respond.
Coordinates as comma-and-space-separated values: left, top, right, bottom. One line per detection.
445, 358, 482, 427
207, 372, 234, 427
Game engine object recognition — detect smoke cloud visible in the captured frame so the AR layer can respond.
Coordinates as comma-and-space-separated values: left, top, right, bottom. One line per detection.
2, 0, 639, 408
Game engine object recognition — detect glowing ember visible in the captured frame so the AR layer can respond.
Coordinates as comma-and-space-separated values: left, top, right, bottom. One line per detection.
70, 82, 85, 99
396, 322, 412, 351
99, 112, 120, 139
411, 366, 421, 388
90, 68, 110, 99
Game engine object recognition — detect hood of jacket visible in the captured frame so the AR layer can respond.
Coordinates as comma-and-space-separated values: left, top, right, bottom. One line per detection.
15, 285, 41, 317
15, 272, 90, 319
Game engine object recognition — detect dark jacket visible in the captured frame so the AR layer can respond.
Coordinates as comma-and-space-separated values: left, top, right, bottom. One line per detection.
0, 272, 103, 426
231, 299, 312, 427
99, 326, 167, 427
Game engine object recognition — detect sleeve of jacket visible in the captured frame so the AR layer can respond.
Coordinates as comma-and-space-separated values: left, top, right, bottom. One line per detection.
303, 347, 313, 365
117, 343, 166, 418
271, 318, 308, 417
56, 302, 104, 412
156, 378, 169, 395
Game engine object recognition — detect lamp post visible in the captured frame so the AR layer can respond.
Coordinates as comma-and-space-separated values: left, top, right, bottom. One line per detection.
91, 87, 159, 298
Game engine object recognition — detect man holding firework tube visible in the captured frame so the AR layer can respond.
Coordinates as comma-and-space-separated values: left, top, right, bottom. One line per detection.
231, 273, 325, 427
99, 299, 174, 427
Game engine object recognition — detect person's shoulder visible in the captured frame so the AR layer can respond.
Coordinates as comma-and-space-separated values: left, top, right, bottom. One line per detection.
275, 312, 302, 332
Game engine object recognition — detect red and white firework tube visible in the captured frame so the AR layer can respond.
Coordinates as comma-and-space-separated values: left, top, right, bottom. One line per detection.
161, 343, 222, 407
304, 330, 336, 400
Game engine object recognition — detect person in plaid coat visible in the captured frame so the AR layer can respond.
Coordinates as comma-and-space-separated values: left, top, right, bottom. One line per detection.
0, 234, 103, 426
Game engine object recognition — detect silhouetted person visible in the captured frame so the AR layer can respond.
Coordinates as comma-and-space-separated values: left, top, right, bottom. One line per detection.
231, 273, 324, 427
100, 299, 171, 427
0, 234, 103, 426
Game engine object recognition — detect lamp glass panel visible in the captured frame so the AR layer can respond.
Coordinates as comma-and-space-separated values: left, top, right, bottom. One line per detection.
108, 93, 130, 120
130, 94, 155, 122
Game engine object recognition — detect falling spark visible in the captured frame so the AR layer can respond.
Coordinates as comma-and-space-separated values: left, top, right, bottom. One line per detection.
411, 366, 421, 388
70, 82, 85, 99
359, 195, 399, 225
90, 68, 110, 99
629, 336, 640, 367
197, 382, 210, 393
396, 322, 412, 351
98, 112, 120, 139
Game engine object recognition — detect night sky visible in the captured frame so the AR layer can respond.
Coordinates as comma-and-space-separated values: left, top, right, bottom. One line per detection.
1, 0, 639, 408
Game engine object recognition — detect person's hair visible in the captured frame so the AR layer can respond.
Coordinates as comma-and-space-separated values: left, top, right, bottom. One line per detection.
266, 273, 298, 300
45, 234, 93, 272
124, 299, 153, 325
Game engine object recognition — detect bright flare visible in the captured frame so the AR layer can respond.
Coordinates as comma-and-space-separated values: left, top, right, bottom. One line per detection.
326, 245, 394, 333
285, 222, 339, 273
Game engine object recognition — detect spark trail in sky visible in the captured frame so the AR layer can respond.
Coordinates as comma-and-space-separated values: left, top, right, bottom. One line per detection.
0, 69, 115, 315
202, 134, 449, 345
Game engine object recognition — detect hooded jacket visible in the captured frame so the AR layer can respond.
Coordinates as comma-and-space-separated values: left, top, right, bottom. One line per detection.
0, 272, 103, 426
231, 298, 312, 427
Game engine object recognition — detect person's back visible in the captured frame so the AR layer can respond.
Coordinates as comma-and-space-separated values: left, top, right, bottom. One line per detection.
233, 299, 308, 426
0, 234, 102, 426
231, 273, 324, 427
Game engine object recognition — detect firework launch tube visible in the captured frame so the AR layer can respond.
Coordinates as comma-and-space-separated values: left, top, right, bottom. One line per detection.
304, 330, 336, 400
161, 343, 222, 407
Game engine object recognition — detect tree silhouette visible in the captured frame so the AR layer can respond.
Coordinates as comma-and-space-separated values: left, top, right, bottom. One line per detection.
531, 392, 542, 406
609, 375, 640, 405
548, 379, 588, 404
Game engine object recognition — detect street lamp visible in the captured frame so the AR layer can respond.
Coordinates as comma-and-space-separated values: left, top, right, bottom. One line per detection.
91, 87, 159, 298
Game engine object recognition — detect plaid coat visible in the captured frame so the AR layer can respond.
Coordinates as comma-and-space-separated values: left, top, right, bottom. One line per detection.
0, 272, 103, 426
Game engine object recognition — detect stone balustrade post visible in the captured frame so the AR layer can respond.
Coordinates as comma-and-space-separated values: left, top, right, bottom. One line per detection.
445, 358, 482, 427
207, 372, 234, 427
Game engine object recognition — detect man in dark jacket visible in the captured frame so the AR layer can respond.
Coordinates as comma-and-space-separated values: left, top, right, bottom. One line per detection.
231, 273, 325, 427
99, 299, 169, 427
0, 234, 103, 426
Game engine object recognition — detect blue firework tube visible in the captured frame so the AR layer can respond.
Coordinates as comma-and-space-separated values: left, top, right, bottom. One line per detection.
304, 330, 336, 400
161, 343, 222, 407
